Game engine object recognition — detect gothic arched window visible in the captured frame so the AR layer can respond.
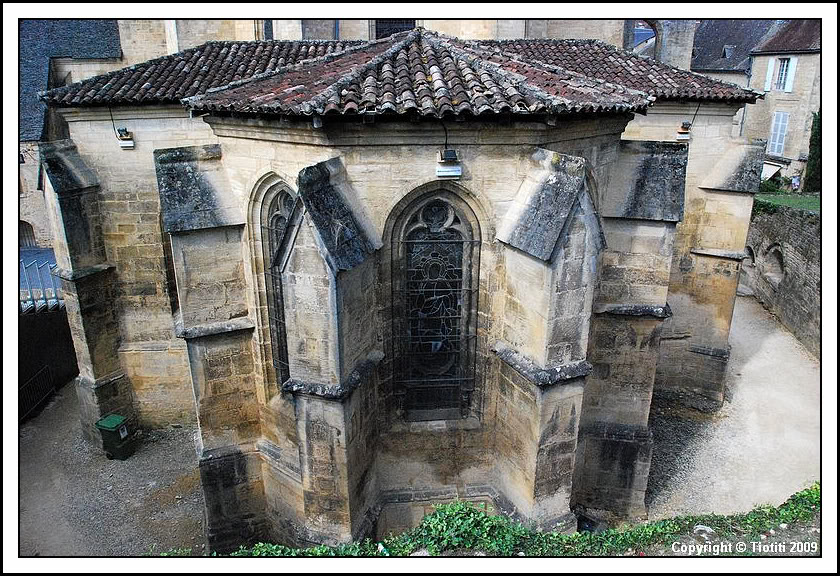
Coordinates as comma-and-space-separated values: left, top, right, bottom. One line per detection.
391, 191, 480, 421
262, 186, 298, 386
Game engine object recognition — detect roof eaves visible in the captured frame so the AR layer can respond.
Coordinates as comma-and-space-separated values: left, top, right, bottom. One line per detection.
750, 48, 821, 55
536, 36, 761, 104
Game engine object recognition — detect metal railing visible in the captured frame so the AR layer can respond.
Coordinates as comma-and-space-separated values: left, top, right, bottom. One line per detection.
20, 259, 64, 314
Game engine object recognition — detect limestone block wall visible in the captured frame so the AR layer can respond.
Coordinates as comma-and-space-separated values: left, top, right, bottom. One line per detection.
19, 141, 53, 247
272, 19, 303, 41
422, 20, 500, 40
624, 103, 756, 410
536, 20, 625, 46
117, 20, 170, 64
62, 108, 219, 426
698, 70, 749, 138
204, 116, 629, 541
174, 19, 257, 50
338, 20, 370, 41
268, 19, 627, 43
572, 218, 673, 518
743, 205, 821, 357
52, 108, 683, 547
336, 258, 378, 378
651, 20, 697, 70
40, 141, 137, 446
301, 19, 338, 40
283, 218, 340, 384
745, 53, 821, 178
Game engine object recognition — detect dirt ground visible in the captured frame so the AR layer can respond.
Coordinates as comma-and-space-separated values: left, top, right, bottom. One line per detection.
647, 295, 821, 519
18, 389, 205, 557
18, 296, 820, 556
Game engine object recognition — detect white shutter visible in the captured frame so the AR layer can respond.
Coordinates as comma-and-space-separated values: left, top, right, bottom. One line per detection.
778, 112, 789, 154
784, 56, 798, 92
768, 112, 790, 156
764, 58, 775, 92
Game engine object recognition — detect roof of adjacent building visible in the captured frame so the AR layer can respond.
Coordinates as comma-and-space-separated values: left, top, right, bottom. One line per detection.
42, 28, 759, 121
691, 19, 782, 72
483, 38, 758, 102
752, 19, 821, 54
20, 19, 122, 141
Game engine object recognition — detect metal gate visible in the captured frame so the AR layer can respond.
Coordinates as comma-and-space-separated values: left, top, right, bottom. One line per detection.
19, 366, 54, 422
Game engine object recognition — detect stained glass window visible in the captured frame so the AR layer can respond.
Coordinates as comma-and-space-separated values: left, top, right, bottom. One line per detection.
392, 193, 480, 421
262, 188, 296, 386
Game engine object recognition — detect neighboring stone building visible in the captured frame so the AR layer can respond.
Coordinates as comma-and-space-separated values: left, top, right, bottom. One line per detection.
744, 20, 821, 181
39, 26, 760, 549
690, 19, 822, 184
691, 19, 784, 138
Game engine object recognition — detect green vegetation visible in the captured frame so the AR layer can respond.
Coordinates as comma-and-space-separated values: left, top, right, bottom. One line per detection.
223, 482, 820, 557
147, 544, 193, 556
759, 175, 793, 196
802, 109, 821, 194
754, 194, 821, 214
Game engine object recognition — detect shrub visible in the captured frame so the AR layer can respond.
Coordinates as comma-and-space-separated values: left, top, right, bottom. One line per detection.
221, 482, 820, 557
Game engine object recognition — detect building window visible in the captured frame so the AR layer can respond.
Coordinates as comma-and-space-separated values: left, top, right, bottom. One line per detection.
20, 221, 36, 248
775, 58, 790, 90
261, 186, 297, 386
375, 19, 416, 39
768, 111, 789, 156
391, 191, 480, 421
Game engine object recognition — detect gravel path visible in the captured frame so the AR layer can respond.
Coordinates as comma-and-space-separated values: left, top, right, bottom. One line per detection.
647, 295, 821, 519
19, 388, 205, 557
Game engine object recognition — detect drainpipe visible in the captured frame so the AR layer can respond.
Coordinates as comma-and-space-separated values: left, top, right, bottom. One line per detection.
741, 55, 754, 138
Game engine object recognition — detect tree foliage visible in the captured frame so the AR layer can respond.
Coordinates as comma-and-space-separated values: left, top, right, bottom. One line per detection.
802, 109, 821, 194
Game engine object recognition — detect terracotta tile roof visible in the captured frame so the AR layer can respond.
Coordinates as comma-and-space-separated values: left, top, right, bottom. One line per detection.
41, 39, 364, 106
42, 28, 760, 119
752, 19, 821, 54
479, 38, 759, 103
186, 30, 654, 117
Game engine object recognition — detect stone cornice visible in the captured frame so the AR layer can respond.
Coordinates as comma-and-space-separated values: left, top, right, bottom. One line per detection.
175, 316, 255, 340
492, 341, 591, 388
52, 263, 114, 281
203, 114, 631, 147
593, 303, 673, 319
690, 248, 750, 261
282, 351, 384, 400
58, 105, 191, 122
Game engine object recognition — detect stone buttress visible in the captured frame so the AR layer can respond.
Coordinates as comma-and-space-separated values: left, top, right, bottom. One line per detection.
572, 141, 688, 522
41, 140, 137, 446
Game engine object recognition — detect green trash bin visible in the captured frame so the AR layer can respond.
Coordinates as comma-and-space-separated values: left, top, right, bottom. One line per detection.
95, 413, 136, 460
